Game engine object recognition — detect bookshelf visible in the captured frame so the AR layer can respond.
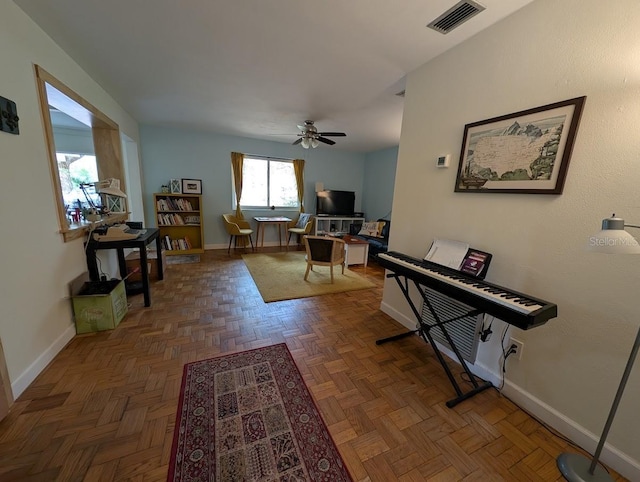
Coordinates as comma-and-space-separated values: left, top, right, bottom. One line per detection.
154, 193, 204, 255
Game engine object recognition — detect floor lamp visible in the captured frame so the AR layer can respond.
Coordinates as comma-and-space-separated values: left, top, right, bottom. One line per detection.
557, 215, 640, 481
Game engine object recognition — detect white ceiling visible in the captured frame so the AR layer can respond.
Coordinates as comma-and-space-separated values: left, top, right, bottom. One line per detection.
15, 0, 534, 152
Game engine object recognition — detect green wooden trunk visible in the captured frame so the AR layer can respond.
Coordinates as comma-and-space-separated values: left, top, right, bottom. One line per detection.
72, 280, 127, 333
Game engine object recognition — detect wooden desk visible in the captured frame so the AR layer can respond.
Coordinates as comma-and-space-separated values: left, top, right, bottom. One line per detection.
85, 228, 164, 307
254, 216, 292, 248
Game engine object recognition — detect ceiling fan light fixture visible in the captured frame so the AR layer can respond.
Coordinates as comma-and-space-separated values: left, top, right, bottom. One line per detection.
293, 120, 346, 148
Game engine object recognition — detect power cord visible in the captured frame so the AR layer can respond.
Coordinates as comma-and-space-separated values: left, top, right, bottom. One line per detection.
459, 325, 612, 476
84, 222, 109, 281
480, 315, 494, 342
496, 388, 611, 475
498, 325, 511, 390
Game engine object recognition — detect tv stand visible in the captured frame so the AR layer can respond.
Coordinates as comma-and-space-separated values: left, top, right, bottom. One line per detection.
314, 216, 364, 236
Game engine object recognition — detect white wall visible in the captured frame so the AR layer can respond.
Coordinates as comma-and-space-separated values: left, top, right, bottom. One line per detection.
0, 2, 141, 396
384, 0, 640, 478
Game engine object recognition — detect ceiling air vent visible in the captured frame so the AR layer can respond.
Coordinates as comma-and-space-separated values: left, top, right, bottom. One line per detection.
427, 0, 486, 34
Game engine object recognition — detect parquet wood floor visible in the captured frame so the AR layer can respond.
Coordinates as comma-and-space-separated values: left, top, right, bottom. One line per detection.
0, 248, 627, 481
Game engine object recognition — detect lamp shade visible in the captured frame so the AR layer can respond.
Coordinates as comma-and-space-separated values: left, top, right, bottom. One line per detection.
588, 215, 640, 254
95, 178, 127, 198
301, 137, 310, 149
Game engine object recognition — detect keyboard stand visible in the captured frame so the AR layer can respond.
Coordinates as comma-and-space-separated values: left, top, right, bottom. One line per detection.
377, 272, 493, 408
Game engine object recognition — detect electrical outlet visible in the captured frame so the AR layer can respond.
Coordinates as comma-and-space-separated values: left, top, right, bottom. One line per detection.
509, 337, 524, 360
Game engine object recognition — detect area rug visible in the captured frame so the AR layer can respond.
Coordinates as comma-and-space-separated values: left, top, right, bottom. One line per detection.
242, 251, 375, 302
168, 343, 352, 481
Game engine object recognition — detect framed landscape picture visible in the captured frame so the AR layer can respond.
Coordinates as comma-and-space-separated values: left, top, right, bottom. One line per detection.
454, 96, 586, 194
181, 178, 202, 195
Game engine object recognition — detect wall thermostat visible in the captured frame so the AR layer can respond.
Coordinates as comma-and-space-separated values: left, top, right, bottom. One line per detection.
436, 154, 450, 168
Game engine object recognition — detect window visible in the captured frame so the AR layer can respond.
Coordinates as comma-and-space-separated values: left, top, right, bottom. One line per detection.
56, 153, 99, 208
35, 65, 128, 241
238, 157, 299, 209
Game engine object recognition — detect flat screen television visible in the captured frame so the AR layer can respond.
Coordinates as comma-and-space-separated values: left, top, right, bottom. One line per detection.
316, 190, 355, 216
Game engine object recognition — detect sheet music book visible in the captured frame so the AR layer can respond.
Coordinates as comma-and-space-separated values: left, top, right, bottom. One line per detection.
460, 249, 489, 277
424, 239, 469, 269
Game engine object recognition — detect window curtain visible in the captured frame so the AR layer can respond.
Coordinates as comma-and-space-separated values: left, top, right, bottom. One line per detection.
231, 151, 244, 219
293, 158, 305, 214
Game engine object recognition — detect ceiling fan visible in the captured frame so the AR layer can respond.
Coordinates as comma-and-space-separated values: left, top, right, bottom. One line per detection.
292, 120, 346, 149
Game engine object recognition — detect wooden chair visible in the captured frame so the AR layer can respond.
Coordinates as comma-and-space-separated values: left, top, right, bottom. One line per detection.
287, 213, 314, 247
303, 235, 346, 283
222, 214, 254, 253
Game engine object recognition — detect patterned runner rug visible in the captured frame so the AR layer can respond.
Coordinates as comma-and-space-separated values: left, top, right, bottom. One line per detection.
168, 343, 352, 481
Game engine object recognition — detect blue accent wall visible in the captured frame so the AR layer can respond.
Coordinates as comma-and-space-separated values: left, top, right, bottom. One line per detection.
362, 146, 397, 221
140, 125, 392, 246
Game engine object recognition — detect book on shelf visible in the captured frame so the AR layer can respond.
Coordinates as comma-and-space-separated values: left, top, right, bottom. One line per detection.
158, 212, 189, 225
156, 197, 195, 212
162, 235, 194, 251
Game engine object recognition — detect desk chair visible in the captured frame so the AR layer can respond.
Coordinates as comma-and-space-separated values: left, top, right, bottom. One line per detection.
287, 213, 314, 247
222, 214, 254, 253
303, 235, 346, 283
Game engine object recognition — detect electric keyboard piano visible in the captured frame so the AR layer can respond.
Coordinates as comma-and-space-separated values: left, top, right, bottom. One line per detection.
377, 250, 557, 407
378, 251, 557, 331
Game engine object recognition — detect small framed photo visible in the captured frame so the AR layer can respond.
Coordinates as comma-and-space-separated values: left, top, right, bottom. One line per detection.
170, 179, 181, 193
181, 178, 202, 195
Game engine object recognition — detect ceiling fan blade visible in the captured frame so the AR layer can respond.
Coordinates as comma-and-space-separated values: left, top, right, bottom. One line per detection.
292, 138, 303, 145
318, 132, 346, 137
317, 136, 336, 145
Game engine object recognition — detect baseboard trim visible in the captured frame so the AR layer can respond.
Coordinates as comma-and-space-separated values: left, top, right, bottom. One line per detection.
499, 377, 640, 481
379, 300, 415, 331
11, 324, 76, 398
378, 301, 640, 480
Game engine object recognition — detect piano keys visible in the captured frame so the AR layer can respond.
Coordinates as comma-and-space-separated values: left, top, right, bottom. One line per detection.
378, 251, 557, 331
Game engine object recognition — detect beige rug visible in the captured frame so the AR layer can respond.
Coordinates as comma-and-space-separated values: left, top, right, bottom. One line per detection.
242, 251, 375, 302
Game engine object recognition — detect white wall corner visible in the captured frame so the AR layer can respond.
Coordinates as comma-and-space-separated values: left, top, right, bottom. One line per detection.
379, 301, 416, 331
500, 378, 640, 482
11, 324, 76, 398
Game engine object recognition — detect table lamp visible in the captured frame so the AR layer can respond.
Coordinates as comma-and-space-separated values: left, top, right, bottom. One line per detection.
556, 214, 640, 481
79, 178, 127, 220
95, 178, 127, 198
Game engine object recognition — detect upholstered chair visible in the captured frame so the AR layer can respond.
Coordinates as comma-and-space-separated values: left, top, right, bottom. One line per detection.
303, 235, 346, 283
287, 213, 314, 247
222, 214, 254, 253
